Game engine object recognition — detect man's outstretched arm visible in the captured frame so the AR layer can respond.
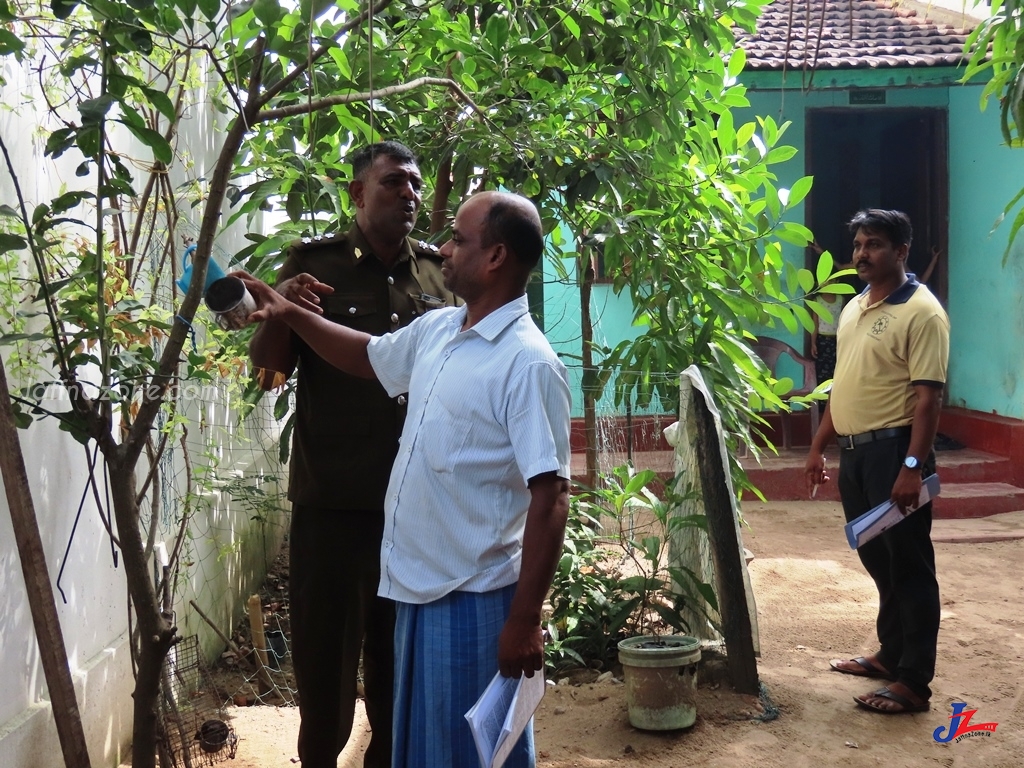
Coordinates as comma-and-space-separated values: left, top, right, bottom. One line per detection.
235, 271, 376, 380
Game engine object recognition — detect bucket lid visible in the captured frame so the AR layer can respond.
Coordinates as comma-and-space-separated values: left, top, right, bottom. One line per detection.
617, 634, 702, 667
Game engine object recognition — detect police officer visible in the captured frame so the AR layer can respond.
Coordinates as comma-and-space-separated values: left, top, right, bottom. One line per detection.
249, 141, 457, 768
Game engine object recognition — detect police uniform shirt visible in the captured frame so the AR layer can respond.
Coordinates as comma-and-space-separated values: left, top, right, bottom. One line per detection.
276, 224, 456, 509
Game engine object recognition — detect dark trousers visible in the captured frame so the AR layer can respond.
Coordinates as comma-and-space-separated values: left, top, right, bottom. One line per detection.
837, 435, 939, 699
290, 504, 394, 768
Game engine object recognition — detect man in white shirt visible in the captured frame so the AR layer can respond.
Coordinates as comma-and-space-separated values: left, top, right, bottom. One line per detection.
237, 190, 571, 767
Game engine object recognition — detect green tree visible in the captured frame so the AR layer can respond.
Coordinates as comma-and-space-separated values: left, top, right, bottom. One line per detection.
0, 0, 841, 764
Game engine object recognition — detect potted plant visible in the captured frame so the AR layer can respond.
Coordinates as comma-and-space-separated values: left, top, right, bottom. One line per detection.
546, 464, 718, 730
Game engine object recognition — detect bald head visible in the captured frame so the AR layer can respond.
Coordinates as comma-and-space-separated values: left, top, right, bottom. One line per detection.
475, 191, 544, 270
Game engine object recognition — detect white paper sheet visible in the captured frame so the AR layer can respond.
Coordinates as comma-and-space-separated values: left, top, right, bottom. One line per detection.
465, 670, 545, 768
845, 473, 940, 548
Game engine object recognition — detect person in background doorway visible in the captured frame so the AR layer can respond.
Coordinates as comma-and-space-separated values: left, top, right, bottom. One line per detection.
810, 290, 843, 401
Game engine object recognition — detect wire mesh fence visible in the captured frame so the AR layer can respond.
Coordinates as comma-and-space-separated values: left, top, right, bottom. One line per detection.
159, 635, 238, 767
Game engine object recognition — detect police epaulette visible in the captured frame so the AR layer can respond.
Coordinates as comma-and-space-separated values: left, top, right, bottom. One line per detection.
295, 232, 340, 247
416, 239, 441, 255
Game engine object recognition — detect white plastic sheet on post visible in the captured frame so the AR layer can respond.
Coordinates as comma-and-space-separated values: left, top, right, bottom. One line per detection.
664, 366, 760, 654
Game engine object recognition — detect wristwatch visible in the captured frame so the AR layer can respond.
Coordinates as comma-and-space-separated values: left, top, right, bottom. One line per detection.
903, 456, 919, 470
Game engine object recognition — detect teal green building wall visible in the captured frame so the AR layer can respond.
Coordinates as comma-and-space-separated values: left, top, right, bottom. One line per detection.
946, 86, 1024, 418
541, 243, 647, 418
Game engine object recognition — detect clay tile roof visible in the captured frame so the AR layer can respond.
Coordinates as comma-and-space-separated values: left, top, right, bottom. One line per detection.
735, 0, 980, 71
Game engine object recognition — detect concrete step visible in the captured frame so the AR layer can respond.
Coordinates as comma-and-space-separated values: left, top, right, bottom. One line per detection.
932, 483, 1024, 520
740, 448, 1015, 503
568, 448, 1024, 520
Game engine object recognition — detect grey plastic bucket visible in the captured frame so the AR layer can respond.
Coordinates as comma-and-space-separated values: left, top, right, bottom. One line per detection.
617, 635, 701, 730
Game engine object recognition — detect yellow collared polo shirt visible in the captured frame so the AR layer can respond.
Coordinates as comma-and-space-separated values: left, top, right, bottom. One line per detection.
829, 277, 949, 437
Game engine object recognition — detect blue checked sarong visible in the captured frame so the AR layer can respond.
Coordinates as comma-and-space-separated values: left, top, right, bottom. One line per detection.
392, 583, 535, 768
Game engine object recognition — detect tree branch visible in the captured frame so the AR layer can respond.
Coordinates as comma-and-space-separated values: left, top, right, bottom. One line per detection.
256, 76, 484, 122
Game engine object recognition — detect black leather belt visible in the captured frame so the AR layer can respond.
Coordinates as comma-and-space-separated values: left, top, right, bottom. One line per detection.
836, 426, 912, 450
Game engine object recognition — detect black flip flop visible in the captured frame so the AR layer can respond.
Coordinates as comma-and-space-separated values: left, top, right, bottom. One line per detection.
855, 686, 930, 714
829, 656, 893, 680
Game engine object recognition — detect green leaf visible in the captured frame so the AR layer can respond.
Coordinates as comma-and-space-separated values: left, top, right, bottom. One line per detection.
254, 0, 285, 27
51, 191, 92, 215
796, 269, 814, 294
765, 145, 798, 164
555, 8, 581, 39
225, 0, 254, 20
727, 48, 746, 79
129, 28, 154, 54
0, 233, 27, 253
120, 122, 173, 164
815, 249, 834, 286
1001, 202, 1024, 265
12, 407, 32, 429
0, 0, 14, 22
818, 282, 856, 295
57, 411, 91, 445
485, 11, 509, 53
772, 376, 795, 396
786, 175, 813, 208
273, 386, 291, 420
79, 95, 115, 124
0, 28, 25, 56
792, 304, 815, 333
774, 224, 811, 247
804, 298, 831, 321
45, 127, 77, 159
299, 0, 335, 23
51, 0, 78, 20
142, 88, 177, 122
0, 331, 51, 343
278, 411, 295, 464
31, 203, 49, 226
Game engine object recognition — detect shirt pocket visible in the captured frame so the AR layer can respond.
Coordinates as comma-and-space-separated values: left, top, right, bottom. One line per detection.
411, 293, 448, 315
324, 293, 377, 329
421, 391, 471, 474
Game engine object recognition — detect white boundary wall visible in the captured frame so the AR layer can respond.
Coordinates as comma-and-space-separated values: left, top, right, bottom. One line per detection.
0, 45, 285, 768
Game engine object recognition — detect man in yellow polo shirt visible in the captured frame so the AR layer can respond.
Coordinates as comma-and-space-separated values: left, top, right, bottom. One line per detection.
804, 209, 949, 715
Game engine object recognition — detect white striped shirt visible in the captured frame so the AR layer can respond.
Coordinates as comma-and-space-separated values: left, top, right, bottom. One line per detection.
366, 294, 572, 604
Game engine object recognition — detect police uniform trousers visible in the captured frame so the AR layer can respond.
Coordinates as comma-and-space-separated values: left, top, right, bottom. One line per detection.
836, 433, 940, 700
290, 504, 394, 768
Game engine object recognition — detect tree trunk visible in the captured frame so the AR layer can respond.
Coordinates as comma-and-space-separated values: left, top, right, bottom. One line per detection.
429, 150, 454, 236
107, 458, 176, 768
580, 251, 599, 492
0, 359, 92, 768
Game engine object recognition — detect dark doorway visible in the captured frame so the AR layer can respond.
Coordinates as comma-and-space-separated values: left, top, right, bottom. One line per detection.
805, 108, 948, 304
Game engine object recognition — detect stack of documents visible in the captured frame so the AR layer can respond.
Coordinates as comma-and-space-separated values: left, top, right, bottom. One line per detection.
465, 670, 545, 768
844, 473, 940, 549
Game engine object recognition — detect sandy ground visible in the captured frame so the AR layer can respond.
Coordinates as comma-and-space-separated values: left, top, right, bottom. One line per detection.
189, 500, 1024, 768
